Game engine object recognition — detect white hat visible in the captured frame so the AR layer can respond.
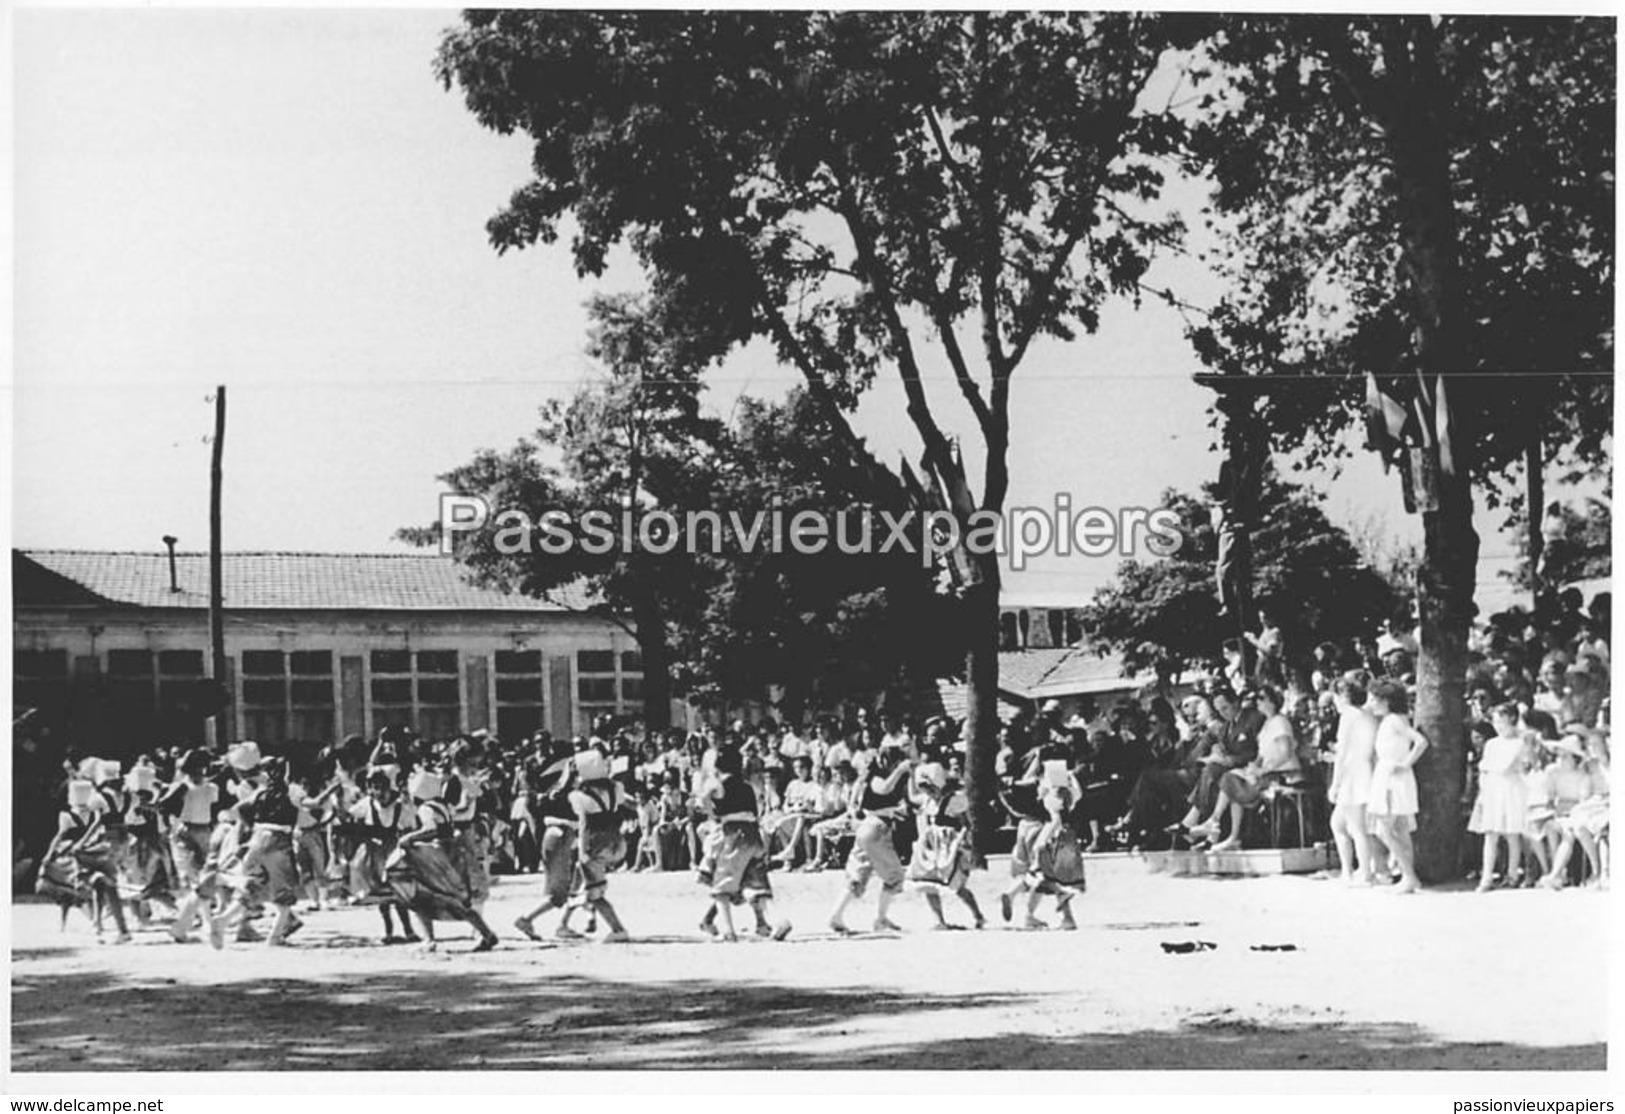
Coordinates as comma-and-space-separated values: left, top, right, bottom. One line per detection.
574, 750, 610, 782
124, 766, 157, 793
77, 757, 102, 779
67, 779, 95, 808
916, 763, 948, 790
225, 741, 263, 772
407, 769, 444, 801
1546, 734, 1589, 760
96, 760, 123, 784
1063, 714, 1091, 732
1040, 700, 1063, 715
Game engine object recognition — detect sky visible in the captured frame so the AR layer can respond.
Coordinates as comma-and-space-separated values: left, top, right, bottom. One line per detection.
11, 8, 1549, 610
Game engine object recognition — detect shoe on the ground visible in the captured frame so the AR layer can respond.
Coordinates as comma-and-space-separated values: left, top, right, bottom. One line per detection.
555, 925, 585, 940
472, 936, 497, 953
601, 929, 631, 944
772, 920, 793, 941
1023, 917, 1049, 931
514, 916, 541, 942
872, 918, 903, 933
827, 918, 853, 936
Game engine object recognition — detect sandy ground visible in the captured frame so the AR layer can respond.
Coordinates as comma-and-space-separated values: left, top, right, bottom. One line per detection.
9, 862, 1609, 1072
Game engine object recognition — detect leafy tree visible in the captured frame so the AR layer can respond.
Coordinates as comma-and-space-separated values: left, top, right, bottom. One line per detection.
434, 10, 1207, 847
674, 391, 966, 717
1503, 495, 1612, 593
1084, 474, 1401, 679
401, 298, 955, 726
400, 294, 725, 729
1182, 16, 1613, 879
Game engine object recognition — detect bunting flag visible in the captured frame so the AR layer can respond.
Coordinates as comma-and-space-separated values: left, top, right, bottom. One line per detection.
1434, 373, 1457, 479
1364, 373, 1410, 469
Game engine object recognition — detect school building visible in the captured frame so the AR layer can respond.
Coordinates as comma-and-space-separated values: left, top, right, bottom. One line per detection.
12, 549, 671, 755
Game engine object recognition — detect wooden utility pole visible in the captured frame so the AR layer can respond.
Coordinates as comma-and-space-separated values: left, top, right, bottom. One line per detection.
210, 385, 231, 749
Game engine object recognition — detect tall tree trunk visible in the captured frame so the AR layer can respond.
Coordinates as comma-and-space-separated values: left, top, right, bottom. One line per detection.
1385, 18, 1476, 883
1413, 479, 1476, 882
962, 553, 1003, 857
631, 589, 673, 731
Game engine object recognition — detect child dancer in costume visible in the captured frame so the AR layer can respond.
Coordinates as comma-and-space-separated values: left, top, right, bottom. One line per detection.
513, 750, 582, 941
1024, 775, 1088, 930
386, 769, 499, 952
443, 740, 493, 916
1365, 680, 1430, 895
289, 771, 334, 913
696, 746, 792, 941
120, 763, 174, 924
345, 767, 419, 943
211, 756, 303, 948
39, 778, 132, 943
906, 762, 985, 930
828, 740, 914, 935
997, 747, 1053, 924
565, 749, 633, 943
160, 749, 221, 943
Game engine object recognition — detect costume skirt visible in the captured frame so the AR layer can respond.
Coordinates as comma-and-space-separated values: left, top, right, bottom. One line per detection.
907, 823, 973, 892
1029, 821, 1088, 891
386, 841, 476, 922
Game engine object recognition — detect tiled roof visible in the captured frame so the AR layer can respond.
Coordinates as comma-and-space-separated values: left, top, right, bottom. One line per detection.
15, 550, 597, 613
935, 646, 1147, 718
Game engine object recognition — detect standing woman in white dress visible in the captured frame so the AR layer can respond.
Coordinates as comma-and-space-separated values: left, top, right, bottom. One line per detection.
1467, 703, 1531, 890
1365, 679, 1430, 894
1327, 674, 1379, 885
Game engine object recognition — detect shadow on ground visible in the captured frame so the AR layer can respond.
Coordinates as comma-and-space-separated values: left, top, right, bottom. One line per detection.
11, 966, 1603, 1072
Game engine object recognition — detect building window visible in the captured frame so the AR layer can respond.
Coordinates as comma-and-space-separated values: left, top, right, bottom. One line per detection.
370, 649, 460, 740
241, 649, 334, 746
577, 647, 642, 725
14, 649, 70, 721
494, 649, 545, 742
101, 649, 213, 745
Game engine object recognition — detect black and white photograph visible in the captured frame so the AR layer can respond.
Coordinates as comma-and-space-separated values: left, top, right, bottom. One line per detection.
7, 4, 1617, 1094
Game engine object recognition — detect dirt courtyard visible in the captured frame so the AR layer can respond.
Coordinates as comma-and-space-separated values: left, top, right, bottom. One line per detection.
9, 862, 1608, 1072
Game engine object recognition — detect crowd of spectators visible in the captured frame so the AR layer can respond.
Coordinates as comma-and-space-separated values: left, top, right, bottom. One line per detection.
14, 588, 1610, 894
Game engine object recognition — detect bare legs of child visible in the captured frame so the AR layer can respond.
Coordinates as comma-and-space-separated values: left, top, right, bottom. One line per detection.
1330, 802, 1375, 885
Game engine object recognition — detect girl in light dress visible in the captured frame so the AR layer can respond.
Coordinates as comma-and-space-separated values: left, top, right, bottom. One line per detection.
1327, 674, 1379, 885
1364, 680, 1429, 895
1544, 729, 1610, 889
1468, 703, 1530, 890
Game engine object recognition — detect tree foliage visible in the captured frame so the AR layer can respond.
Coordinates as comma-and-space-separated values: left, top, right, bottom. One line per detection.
1185, 16, 1613, 496
1084, 473, 1403, 678
400, 296, 955, 720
